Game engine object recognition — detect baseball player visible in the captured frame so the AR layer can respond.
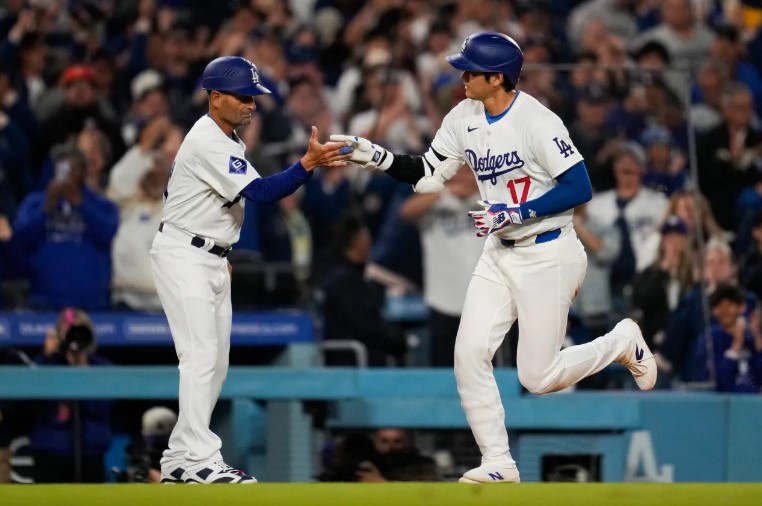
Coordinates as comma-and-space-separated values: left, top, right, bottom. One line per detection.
150, 56, 352, 484
332, 32, 657, 484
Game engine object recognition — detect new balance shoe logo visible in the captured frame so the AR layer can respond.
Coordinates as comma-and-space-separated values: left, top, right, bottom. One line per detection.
635, 345, 644, 362
467, 126, 478, 132
488, 471, 504, 481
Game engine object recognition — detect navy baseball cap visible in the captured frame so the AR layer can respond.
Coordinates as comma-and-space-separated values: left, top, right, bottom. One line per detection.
660, 215, 687, 235
641, 126, 673, 147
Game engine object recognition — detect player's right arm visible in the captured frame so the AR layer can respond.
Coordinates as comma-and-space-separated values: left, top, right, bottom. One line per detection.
331, 106, 464, 193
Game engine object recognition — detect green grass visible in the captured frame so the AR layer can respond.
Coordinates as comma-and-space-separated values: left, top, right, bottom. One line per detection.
1, 483, 761, 506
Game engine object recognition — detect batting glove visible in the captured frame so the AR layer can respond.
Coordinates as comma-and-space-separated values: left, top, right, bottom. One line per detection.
468, 200, 523, 237
329, 135, 394, 171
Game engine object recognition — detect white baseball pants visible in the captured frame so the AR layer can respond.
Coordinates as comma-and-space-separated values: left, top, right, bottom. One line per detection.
454, 226, 631, 463
150, 231, 231, 467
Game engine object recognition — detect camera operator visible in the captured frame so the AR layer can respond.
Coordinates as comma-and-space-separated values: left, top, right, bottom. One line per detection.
31, 307, 113, 483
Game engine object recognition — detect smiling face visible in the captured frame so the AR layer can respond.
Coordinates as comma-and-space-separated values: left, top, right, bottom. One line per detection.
209, 90, 256, 130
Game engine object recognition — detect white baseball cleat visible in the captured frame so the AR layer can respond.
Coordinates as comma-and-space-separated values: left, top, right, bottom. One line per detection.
612, 318, 657, 391
162, 460, 257, 484
458, 463, 520, 484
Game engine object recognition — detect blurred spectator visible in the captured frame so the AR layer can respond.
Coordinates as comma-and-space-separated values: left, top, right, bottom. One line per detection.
518, 38, 565, 113
347, 67, 427, 154
31, 307, 112, 483
640, 125, 687, 196
565, 52, 607, 121
735, 165, 762, 255
693, 284, 762, 392
356, 428, 438, 482
630, 0, 715, 76
12, 146, 118, 310
568, 82, 619, 191
399, 166, 482, 367
572, 203, 621, 338
708, 24, 762, 117
0, 59, 38, 147
111, 157, 169, 312
667, 188, 727, 253
697, 83, 762, 232
317, 215, 407, 366
317, 432, 380, 482
567, 0, 638, 56
690, 60, 728, 133
0, 106, 31, 220
107, 117, 180, 206
366, 185, 423, 296
661, 238, 758, 382
587, 144, 669, 306
35, 63, 125, 176
121, 407, 178, 483
738, 210, 762, 299
122, 69, 169, 147
631, 215, 696, 350
76, 123, 111, 193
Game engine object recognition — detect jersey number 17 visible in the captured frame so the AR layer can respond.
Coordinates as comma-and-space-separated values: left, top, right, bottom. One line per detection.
506, 176, 530, 204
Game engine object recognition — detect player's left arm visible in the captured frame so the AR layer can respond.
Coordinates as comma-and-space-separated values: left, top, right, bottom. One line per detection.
516, 160, 592, 220
468, 162, 592, 236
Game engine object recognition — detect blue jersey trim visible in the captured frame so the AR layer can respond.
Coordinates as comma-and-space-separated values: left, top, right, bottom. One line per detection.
485, 91, 521, 125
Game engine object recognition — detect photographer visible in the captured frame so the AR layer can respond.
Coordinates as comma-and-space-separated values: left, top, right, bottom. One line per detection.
12, 145, 118, 310
30, 307, 113, 483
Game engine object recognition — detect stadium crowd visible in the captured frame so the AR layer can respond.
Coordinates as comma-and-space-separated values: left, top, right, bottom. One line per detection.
1, 0, 762, 483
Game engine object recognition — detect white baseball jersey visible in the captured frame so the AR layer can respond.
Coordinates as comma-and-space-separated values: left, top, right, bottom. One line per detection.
429, 91, 584, 240
161, 115, 261, 246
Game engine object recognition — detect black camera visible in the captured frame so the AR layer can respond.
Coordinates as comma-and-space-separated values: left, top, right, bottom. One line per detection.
59, 324, 94, 353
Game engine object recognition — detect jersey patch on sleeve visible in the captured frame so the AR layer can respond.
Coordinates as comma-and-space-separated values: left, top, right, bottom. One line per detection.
229, 156, 247, 174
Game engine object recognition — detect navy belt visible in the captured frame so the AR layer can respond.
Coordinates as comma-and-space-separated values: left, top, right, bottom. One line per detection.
159, 222, 231, 258
500, 228, 561, 248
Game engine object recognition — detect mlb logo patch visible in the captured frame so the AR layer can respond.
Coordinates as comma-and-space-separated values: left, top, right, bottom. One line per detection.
372, 150, 381, 163
229, 156, 247, 174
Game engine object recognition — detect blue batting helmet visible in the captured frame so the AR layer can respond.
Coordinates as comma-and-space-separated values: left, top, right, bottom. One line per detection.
201, 56, 271, 96
446, 32, 524, 86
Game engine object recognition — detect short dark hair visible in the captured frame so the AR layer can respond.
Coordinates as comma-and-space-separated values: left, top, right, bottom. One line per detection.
709, 284, 745, 308
633, 41, 671, 64
483, 72, 515, 92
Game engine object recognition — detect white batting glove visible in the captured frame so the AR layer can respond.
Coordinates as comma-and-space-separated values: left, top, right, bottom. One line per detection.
467, 200, 522, 237
329, 135, 394, 170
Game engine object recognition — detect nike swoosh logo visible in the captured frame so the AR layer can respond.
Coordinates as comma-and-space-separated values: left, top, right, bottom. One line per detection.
635, 346, 644, 362
476, 167, 518, 181
467, 126, 478, 132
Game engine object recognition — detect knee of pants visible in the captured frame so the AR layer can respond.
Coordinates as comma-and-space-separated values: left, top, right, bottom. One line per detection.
454, 339, 491, 381
517, 367, 555, 395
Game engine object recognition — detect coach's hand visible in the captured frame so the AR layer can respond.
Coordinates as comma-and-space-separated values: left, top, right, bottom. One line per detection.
329, 134, 394, 171
301, 126, 354, 171
468, 200, 522, 237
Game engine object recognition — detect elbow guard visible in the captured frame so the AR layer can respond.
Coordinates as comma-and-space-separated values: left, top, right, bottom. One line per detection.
413, 147, 463, 193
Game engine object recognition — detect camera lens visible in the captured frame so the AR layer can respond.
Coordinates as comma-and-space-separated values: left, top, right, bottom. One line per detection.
64, 324, 94, 351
